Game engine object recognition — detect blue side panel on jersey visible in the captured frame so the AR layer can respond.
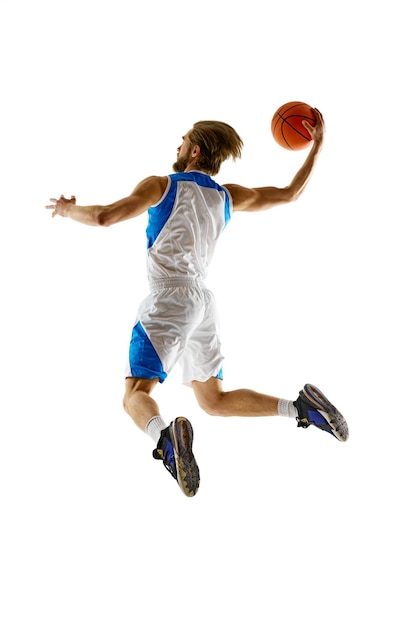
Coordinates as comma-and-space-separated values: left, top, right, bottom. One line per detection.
129, 321, 167, 383
223, 192, 231, 227
146, 178, 178, 249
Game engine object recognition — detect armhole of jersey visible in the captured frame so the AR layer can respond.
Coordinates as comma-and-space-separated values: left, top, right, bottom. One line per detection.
150, 176, 172, 209
224, 186, 233, 226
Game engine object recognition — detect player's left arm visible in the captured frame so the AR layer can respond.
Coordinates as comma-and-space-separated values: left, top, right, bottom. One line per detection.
225, 109, 325, 213
45, 175, 168, 226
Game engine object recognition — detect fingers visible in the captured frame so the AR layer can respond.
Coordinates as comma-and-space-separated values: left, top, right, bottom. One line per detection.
45, 195, 76, 208
302, 119, 314, 134
302, 108, 325, 142
45, 198, 57, 210
312, 108, 325, 129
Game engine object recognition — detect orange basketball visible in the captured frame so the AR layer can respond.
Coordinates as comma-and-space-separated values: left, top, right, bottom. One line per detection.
271, 101, 316, 150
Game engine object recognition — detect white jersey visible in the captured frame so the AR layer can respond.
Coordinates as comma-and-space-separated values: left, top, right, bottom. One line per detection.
127, 171, 232, 384
145, 171, 232, 283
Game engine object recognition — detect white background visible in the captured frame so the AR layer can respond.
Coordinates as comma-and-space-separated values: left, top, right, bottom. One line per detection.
1, 1, 417, 624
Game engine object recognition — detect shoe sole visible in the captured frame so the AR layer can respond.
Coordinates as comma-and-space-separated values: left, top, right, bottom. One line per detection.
302, 384, 349, 442
170, 417, 200, 497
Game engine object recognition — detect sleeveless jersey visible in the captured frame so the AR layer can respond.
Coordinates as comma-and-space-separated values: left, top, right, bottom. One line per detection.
145, 171, 232, 282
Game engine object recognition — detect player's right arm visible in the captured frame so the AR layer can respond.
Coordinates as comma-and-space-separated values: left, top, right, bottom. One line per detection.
46, 175, 168, 226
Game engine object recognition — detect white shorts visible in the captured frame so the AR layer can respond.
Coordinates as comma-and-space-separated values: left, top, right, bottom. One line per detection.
125, 278, 224, 386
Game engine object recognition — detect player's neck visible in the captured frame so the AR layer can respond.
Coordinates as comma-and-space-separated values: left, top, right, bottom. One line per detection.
185, 163, 208, 174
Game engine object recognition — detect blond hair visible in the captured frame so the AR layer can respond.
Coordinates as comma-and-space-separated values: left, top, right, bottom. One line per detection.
189, 121, 243, 175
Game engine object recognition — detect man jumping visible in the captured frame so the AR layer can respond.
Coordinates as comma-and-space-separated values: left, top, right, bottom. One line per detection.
46, 111, 348, 497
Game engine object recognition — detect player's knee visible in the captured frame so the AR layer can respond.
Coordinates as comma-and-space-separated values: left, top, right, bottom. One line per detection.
122, 391, 131, 414
122, 384, 138, 413
122, 387, 141, 413
197, 392, 227, 417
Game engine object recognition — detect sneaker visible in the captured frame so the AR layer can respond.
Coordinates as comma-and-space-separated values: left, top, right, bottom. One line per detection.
152, 417, 200, 496
293, 384, 349, 442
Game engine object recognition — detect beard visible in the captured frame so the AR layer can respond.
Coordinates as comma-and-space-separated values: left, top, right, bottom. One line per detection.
172, 145, 193, 173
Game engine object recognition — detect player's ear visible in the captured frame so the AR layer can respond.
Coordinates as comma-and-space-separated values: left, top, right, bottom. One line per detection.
191, 144, 201, 158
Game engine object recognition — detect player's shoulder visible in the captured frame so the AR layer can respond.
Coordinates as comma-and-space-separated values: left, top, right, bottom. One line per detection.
129, 175, 170, 207
143, 174, 169, 188
222, 183, 257, 211
133, 175, 169, 195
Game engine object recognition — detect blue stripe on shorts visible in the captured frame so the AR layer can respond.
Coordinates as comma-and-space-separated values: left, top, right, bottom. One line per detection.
128, 321, 167, 383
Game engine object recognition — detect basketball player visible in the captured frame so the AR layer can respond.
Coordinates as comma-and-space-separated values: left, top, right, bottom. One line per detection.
46, 110, 348, 497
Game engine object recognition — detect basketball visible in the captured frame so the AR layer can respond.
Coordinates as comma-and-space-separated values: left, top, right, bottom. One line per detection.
271, 101, 316, 150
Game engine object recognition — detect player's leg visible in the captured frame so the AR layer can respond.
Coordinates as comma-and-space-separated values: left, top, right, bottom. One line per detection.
123, 376, 160, 432
125, 286, 201, 496
187, 288, 348, 441
123, 376, 199, 497
192, 376, 281, 417
192, 377, 349, 442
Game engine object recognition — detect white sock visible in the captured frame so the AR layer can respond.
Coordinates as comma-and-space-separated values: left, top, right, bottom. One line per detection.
146, 415, 168, 443
278, 398, 298, 418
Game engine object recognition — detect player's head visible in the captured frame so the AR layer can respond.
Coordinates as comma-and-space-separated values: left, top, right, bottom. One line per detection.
173, 121, 243, 175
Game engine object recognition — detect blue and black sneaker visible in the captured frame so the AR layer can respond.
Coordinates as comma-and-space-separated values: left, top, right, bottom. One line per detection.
152, 417, 200, 497
293, 384, 349, 442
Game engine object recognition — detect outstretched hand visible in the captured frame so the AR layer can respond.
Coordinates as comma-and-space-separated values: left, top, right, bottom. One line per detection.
45, 194, 76, 217
302, 108, 325, 143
